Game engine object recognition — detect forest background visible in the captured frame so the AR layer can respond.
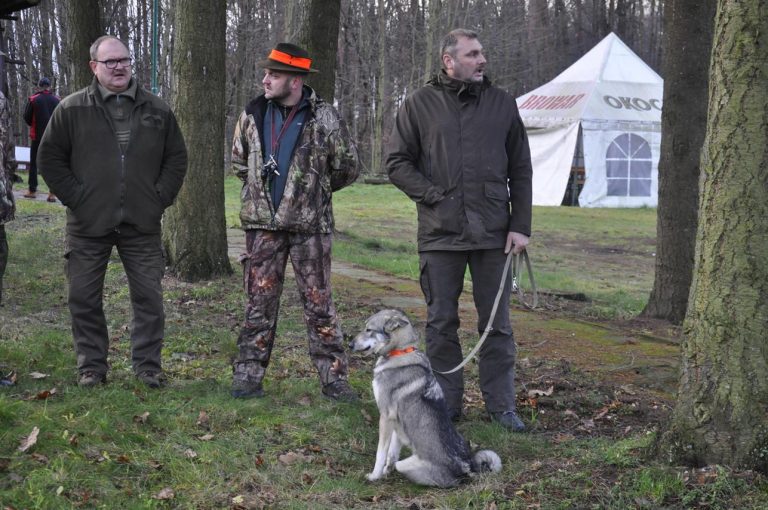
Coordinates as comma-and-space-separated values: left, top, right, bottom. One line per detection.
4, 0, 663, 175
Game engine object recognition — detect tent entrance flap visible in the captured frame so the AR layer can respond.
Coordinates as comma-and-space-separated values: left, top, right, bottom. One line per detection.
529, 122, 580, 206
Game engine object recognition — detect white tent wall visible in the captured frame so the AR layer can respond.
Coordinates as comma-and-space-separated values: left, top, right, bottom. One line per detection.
528, 123, 580, 206
516, 33, 663, 208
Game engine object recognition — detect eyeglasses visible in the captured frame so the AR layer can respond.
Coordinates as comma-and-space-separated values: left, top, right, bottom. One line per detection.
94, 58, 133, 69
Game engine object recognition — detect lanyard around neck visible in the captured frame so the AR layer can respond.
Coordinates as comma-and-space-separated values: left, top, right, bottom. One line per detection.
270, 102, 300, 155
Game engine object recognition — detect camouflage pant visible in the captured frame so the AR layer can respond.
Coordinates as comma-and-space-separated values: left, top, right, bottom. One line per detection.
235, 229, 349, 386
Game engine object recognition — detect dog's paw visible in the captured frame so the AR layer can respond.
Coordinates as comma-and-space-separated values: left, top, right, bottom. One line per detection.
366, 472, 381, 482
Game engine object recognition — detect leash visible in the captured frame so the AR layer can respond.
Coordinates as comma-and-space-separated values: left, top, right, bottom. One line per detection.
512, 250, 538, 309
435, 249, 537, 375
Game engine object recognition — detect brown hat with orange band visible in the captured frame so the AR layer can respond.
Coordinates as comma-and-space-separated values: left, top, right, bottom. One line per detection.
258, 43, 319, 74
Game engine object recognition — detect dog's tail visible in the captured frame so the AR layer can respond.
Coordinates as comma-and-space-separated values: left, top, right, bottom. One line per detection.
471, 449, 502, 474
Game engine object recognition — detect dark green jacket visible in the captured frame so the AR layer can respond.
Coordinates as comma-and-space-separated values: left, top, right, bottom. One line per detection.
38, 79, 187, 237
386, 72, 532, 251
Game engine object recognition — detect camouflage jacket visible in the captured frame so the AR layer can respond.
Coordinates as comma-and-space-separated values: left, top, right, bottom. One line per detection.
231, 86, 359, 233
0, 92, 17, 225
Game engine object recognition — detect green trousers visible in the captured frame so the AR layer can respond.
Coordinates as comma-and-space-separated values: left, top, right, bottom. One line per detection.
65, 226, 165, 377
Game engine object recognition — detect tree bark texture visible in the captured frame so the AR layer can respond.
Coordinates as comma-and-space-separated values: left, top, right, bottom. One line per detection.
642, 0, 715, 323
298, 0, 341, 102
65, 0, 102, 92
658, 0, 768, 472
164, 0, 232, 281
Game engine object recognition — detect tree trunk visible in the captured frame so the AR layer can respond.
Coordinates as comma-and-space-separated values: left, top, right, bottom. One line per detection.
297, 0, 341, 102
642, 0, 715, 324
66, 0, 102, 91
163, 0, 231, 281
657, 0, 768, 472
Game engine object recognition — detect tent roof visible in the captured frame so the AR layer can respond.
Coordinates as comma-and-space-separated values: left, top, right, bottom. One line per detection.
516, 33, 663, 126
551, 32, 662, 85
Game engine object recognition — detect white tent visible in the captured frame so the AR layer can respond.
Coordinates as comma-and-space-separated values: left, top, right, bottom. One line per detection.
516, 32, 663, 207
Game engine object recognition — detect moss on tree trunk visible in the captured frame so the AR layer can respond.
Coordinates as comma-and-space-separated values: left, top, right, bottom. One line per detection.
658, 0, 768, 472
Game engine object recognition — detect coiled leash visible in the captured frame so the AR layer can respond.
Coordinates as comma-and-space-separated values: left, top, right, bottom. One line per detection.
435, 249, 537, 375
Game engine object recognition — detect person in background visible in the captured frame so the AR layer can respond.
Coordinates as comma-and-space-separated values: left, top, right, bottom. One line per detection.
38, 36, 187, 388
23, 77, 59, 202
0, 90, 18, 306
386, 29, 533, 431
230, 43, 360, 401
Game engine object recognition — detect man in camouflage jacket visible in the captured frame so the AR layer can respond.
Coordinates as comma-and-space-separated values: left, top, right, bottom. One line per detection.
230, 43, 359, 401
0, 91, 18, 306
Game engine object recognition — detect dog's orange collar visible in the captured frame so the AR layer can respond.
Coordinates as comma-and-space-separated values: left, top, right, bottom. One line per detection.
387, 347, 416, 358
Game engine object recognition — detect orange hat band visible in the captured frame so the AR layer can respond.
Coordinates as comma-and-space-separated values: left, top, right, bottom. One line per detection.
268, 49, 312, 71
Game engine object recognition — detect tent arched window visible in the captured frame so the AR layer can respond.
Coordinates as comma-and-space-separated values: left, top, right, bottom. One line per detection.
605, 133, 652, 197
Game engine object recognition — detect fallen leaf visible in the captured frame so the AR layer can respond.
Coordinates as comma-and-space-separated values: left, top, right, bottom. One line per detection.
619, 384, 637, 395
29, 372, 49, 379
68, 434, 79, 446
18, 426, 40, 452
116, 455, 131, 464
31, 452, 49, 464
552, 433, 575, 444
152, 487, 175, 500
278, 451, 310, 465
31, 388, 57, 400
198, 434, 214, 441
254, 455, 264, 467
298, 395, 312, 406
527, 385, 554, 398
184, 448, 198, 459
196, 410, 210, 429
564, 409, 580, 420
0, 370, 17, 386
302, 472, 314, 484
361, 408, 374, 425
148, 459, 163, 470
232, 495, 245, 505
133, 412, 150, 424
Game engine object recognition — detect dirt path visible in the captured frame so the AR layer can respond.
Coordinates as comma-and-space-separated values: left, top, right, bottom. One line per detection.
228, 228, 679, 405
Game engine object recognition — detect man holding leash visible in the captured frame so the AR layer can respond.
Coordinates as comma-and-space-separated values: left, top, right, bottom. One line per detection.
386, 29, 532, 431
230, 43, 360, 401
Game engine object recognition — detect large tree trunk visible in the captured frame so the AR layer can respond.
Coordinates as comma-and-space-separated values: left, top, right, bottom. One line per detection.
658, 0, 768, 472
642, 0, 715, 323
65, 0, 102, 91
163, 0, 231, 281
297, 0, 341, 102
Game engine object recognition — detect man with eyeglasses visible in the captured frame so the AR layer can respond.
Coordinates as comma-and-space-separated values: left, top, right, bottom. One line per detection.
38, 35, 188, 389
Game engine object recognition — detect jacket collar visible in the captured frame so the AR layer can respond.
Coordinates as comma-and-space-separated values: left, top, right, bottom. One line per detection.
430, 70, 490, 99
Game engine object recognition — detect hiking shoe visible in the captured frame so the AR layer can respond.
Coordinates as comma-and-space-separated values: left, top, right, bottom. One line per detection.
322, 380, 359, 402
231, 361, 265, 398
137, 370, 166, 389
23, 191, 36, 199
489, 410, 526, 432
78, 371, 105, 387
46, 193, 57, 203
231, 379, 264, 398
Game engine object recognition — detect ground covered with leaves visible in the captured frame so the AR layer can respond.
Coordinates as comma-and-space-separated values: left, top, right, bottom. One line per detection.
1, 193, 767, 509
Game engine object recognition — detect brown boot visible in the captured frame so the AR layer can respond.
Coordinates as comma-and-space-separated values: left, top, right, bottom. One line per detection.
23, 190, 36, 199
46, 193, 57, 203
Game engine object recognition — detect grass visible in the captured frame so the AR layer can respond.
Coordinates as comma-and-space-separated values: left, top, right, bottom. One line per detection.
1, 182, 767, 508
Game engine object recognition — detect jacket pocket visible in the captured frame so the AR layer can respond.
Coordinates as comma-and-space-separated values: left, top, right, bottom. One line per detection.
418, 193, 462, 236
483, 181, 510, 232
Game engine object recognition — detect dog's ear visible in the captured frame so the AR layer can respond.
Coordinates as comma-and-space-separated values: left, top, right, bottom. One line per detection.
383, 312, 410, 334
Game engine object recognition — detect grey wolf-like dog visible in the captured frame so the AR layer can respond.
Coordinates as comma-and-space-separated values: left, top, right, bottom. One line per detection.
350, 309, 502, 487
